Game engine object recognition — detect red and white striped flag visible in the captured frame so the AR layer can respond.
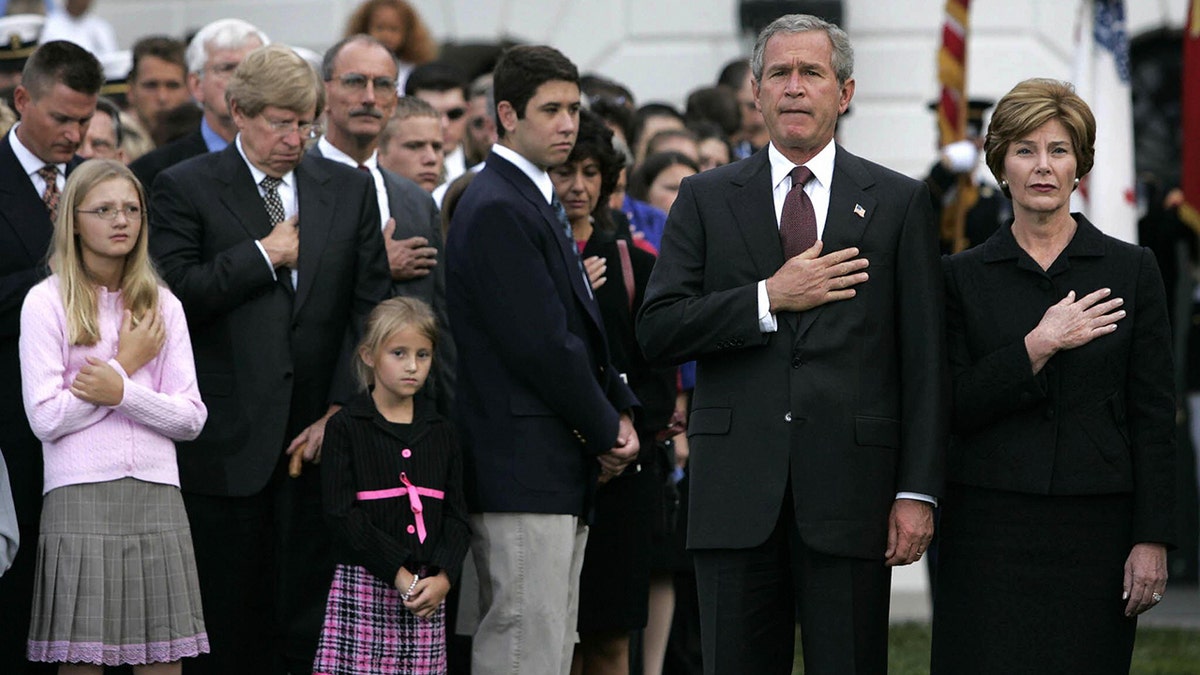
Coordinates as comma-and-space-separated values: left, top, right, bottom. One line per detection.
1181, 0, 1200, 233
936, 0, 975, 252
1071, 0, 1138, 243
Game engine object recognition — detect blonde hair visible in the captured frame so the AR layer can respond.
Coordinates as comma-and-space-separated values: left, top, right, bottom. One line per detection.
50, 160, 161, 346
984, 78, 1096, 197
355, 297, 439, 389
225, 44, 324, 119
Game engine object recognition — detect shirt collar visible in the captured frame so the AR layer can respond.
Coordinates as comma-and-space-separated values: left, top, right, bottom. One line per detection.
767, 137, 836, 192
317, 136, 378, 170
200, 117, 229, 153
9, 124, 67, 177
492, 142, 554, 203
235, 133, 295, 188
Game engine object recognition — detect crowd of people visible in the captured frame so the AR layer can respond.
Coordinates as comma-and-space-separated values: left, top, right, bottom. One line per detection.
0, 2, 1182, 675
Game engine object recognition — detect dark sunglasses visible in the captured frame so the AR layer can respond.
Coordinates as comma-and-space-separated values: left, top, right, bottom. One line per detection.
444, 107, 466, 121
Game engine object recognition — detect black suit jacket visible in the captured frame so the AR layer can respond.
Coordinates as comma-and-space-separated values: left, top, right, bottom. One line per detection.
943, 215, 1175, 545
638, 146, 947, 560
149, 144, 391, 497
307, 145, 456, 412
130, 128, 209, 194
0, 131, 82, 516
446, 150, 639, 516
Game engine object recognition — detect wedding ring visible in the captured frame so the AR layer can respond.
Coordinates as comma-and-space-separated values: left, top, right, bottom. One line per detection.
1152, 592, 1163, 603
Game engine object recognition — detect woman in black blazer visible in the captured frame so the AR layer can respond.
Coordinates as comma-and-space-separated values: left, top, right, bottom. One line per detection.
931, 78, 1175, 675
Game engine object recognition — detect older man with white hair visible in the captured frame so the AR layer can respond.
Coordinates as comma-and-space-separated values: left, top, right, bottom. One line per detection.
130, 17, 267, 189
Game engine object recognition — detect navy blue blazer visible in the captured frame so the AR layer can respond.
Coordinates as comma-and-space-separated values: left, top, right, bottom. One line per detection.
446, 150, 639, 516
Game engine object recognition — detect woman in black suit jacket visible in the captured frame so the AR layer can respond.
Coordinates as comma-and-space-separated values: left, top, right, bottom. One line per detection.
551, 109, 676, 675
931, 78, 1176, 675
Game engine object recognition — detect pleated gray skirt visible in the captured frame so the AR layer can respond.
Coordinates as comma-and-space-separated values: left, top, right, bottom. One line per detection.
27, 477, 209, 666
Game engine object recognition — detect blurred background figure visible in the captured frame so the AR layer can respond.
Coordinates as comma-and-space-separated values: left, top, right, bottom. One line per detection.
343, 0, 436, 92
715, 58, 764, 160
379, 94, 444, 193
463, 72, 495, 168
406, 59, 470, 185
0, 13, 42, 107
77, 95, 124, 161
37, 0, 116, 58
125, 35, 190, 148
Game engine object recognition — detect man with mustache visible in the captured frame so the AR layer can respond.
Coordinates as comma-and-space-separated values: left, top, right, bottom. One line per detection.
314, 34, 454, 413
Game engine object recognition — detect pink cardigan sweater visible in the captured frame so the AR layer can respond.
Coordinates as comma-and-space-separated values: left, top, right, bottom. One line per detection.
20, 276, 207, 494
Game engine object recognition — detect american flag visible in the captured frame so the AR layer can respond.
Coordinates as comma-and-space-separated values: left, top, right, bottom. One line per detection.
1071, 0, 1138, 243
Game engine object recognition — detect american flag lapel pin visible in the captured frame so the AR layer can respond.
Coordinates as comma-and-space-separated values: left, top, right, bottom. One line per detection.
854, 204, 866, 218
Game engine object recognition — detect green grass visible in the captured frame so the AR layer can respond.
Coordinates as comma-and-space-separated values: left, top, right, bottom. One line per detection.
790, 623, 1200, 674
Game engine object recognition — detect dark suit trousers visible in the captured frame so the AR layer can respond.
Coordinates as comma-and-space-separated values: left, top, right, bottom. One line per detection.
182, 456, 332, 675
693, 483, 890, 675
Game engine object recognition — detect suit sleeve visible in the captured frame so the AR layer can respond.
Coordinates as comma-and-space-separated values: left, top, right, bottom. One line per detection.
944, 256, 1048, 435
893, 181, 948, 497
427, 199, 457, 414
637, 177, 768, 366
327, 180, 390, 406
148, 169, 280, 323
462, 198, 623, 451
428, 425, 469, 581
1126, 248, 1176, 546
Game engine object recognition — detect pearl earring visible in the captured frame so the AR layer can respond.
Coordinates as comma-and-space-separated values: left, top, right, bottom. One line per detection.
1073, 177, 1080, 186
1000, 179, 1008, 188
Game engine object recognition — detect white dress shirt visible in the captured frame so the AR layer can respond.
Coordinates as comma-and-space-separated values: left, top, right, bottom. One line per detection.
238, 134, 299, 288
9, 124, 66, 197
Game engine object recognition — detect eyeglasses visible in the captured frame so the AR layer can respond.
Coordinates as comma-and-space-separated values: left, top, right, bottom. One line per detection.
444, 107, 466, 121
333, 73, 397, 92
77, 205, 141, 221
206, 62, 239, 78
264, 118, 322, 139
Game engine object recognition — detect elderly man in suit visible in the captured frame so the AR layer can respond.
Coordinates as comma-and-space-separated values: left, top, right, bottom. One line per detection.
446, 45, 639, 675
149, 44, 390, 675
130, 18, 267, 189
637, 15, 946, 675
0, 40, 101, 675
313, 34, 454, 413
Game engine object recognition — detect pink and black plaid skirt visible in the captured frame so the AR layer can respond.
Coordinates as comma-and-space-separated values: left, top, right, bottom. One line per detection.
313, 563, 446, 675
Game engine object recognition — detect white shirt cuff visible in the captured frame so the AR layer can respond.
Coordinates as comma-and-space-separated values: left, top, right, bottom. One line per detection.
255, 240, 278, 280
896, 491, 937, 507
757, 280, 777, 333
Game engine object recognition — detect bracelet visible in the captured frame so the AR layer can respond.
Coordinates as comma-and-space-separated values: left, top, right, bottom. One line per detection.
401, 572, 420, 600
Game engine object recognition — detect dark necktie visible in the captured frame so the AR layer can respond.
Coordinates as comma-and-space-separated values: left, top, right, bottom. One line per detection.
551, 195, 593, 299
38, 165, 60, 223
357, 164, 370, 173
259, 176, 293, 291
260, 175, 286, 224
779, 165, 817, 259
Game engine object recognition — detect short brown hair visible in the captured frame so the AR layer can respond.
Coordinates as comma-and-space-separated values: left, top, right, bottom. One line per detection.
984, 78, 1096, 196
225, 45, 324, 119
131, 36, 186, 82
379, 96, 439, 147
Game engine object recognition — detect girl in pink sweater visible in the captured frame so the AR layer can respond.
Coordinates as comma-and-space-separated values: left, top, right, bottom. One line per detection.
19, 160, 209, 674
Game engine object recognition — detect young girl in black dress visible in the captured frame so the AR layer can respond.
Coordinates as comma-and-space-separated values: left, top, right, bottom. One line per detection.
313, 297, 469, 675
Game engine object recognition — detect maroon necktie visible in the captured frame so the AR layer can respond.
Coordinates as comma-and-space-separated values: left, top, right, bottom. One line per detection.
779, 165, 816, 259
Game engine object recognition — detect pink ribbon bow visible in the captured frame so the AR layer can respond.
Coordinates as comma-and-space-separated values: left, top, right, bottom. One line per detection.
356, 472, 445, 543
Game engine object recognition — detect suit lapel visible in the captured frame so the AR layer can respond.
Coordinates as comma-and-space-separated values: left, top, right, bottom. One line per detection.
293, 156, 334, 315
215, 144, 275, 241
0, 136, 54, 264
490, 153, 605, 329
796, 146, 877, 339
726, 151, 784, 281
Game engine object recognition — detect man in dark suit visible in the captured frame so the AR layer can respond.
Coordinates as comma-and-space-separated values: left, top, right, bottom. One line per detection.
446, 45, 639, 675
148, 44, 390, 675
637, 15, 946, 675
130, 19, 267, 190
313, 34, 455, 413
0, 40, 101, 675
